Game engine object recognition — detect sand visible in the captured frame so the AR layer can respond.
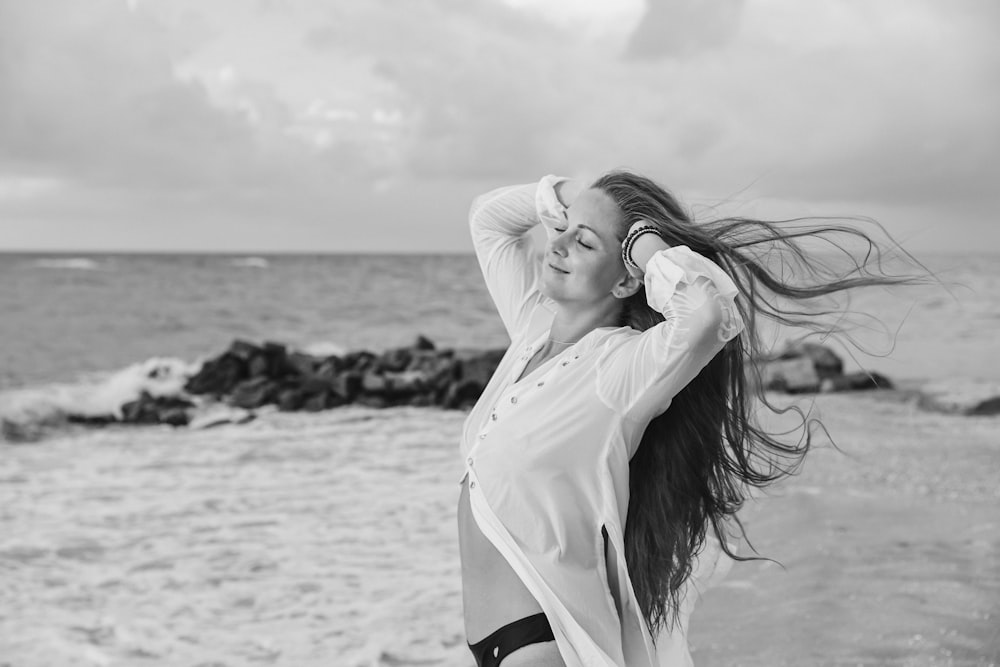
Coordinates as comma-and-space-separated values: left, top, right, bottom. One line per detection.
0, 394, 997, 666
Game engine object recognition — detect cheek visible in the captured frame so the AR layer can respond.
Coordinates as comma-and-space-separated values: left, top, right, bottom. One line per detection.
577, 253, 620, 290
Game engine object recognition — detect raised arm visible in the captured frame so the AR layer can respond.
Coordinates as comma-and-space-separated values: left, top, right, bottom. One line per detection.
596, 231, 745, 429
469, 175, 576, 337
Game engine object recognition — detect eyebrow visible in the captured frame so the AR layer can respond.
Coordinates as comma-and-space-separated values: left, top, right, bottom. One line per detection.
575, 224, 605, 245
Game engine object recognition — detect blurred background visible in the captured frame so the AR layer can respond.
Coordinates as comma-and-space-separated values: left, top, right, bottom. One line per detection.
1, 1, 997, 666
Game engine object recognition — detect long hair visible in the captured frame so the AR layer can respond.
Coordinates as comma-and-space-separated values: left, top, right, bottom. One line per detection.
592, 170, 925, 638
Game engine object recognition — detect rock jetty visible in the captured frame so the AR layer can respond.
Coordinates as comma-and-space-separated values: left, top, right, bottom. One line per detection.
74, 337, 924, 428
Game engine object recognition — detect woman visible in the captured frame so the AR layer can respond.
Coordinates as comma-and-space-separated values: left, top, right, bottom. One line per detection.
458, 171, 910, 666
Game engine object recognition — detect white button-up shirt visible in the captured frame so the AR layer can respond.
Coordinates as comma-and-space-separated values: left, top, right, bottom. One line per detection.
460, 176, 745, 666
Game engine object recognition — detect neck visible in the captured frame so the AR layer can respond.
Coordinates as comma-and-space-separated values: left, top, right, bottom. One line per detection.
548, 300, 622, 346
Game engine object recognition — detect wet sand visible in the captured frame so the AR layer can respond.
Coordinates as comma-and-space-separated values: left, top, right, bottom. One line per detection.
0, 395, 997, 666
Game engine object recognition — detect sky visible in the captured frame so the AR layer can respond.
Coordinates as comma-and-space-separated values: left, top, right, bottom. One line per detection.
0, 0, 997, 253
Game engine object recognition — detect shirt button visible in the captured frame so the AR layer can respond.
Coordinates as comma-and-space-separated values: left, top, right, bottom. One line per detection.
470, 481, 476, 489
479, 433, 486, 439
537, 381, 544, 387
467, 457, 473, 465
491, 413, 497, 421
510, 396, 517, 404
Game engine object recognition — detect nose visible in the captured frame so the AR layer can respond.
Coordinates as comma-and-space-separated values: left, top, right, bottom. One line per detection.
550, 231, 569, 257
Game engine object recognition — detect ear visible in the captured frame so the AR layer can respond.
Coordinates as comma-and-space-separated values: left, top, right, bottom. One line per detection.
611, 271, 643, 300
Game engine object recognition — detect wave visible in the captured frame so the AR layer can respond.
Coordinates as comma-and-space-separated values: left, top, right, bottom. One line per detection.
0, 338, 347, 442
0, 357, 200, 442
230, 257, 269, 269
33, 258, 101, 270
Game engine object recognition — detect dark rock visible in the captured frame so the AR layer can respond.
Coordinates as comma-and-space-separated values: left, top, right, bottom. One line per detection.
1, 419, 44, 443
247, 353, 271, 378
184, 353, 246, 396
917, 380, 1000, 416
760, 357, 820, 393
383, 370, 427, 395
228, 377, 280, 409
341, 350, 377, 373
362, 372, 388, 394
355, 394, 388, 408
408, 394, 436, 407
159, 407, 190, 427
302, 390, 345, 412
121, 392, 194, 425
315, 356, 344, 379
969, 396, 1000, 416
443, 379, 487, 410
821, 371, 894, 392
331, 371, 363, 402
413, 334, 436, 351
777, 342, 844, 379
455, 349, 506, 388
66, 414, 118, 426
277, 388, 306, 411
286, 352, 319, 377
377, 347, 412, 373
227, 339, 262, 362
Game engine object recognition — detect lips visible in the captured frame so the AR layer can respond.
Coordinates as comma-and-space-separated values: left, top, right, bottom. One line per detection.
547, 263, 569, 274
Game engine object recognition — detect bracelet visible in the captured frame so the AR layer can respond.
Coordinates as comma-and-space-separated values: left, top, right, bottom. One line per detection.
621, 225, 661, 272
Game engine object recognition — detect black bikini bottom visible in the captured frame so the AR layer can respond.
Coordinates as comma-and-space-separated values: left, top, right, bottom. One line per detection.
468, 612, 556, 667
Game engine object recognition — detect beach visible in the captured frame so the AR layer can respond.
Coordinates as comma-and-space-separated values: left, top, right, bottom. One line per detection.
1, 392, 997, 666
1, 251, 998, 665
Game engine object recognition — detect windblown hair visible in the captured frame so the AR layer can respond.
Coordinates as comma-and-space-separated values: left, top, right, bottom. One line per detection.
592, 170, 925, 638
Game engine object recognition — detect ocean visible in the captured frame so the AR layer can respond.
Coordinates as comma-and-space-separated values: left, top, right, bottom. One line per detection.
1, 251, 998, 666
1, 251, 998, 395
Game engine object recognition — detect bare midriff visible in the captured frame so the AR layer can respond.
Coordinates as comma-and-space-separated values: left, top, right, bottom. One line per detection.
458, 474, 544, 643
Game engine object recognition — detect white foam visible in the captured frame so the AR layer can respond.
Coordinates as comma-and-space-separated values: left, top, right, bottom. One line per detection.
298, 340, 347, 357
230, 256, 270, 268
0, 357, 201, 429
33, 257, 100, 270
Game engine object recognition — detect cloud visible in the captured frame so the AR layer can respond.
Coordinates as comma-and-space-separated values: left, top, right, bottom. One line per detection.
0, 0, 997, 252
626, 0, 745, 60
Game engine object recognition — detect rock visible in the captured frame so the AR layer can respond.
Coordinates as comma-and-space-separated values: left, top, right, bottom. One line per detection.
286, 352, 319, 377
361, 372, 388, 394
227, 339, 262, 362
760, 357, 820, 393
413, 334, 436, 351
377, 347, 412, 373
355, 394, 388, 408
443, 379, 487, 410
184, 353, 246, 396
247, 353, 270, 378
66, 414, 118, 426
1, 418, 44, 443
917, 379, 1000, 416
228, 377, 280, 409
315, 355, 344, 380
159, 407, 190, 427
276, 387, 306, 411
121, 392, 194, 425
820, 371, 894, 392
302, 390, 345, 412
341, 351, 376, 373
455, 348, 506, 388
331, 371, 363, 402
776, 342, 844, 379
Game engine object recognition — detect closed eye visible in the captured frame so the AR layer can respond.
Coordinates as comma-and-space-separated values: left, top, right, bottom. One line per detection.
555, 227, 594, 249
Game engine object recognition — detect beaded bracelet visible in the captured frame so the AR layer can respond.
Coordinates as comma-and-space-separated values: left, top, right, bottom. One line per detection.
621, 225, 661, 272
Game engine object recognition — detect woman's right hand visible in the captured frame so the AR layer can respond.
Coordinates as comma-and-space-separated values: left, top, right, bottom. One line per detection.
554, 179, 585, 210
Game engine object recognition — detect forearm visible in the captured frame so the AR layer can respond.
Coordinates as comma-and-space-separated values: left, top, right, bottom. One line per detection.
469, 183, 539, 242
